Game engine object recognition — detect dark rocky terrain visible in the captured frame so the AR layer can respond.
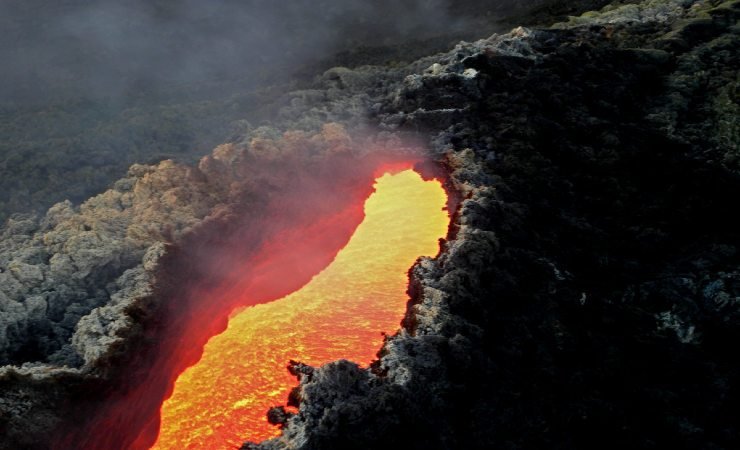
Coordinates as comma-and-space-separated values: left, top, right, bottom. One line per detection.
0, 0, 738, 449
247, 1, 740, 449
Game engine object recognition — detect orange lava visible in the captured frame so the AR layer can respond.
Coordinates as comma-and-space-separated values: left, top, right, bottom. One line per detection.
151, 169, 449, 449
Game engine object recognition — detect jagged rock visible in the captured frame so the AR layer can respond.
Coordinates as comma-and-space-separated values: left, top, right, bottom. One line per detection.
267, 406, 294, 427
0, 123, 421, 449
0, 1, 738, 449
254, 1, 740, 450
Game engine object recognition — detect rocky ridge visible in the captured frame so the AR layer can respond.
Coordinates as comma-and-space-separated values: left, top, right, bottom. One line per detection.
0, 0, 737, 448
0, 124, 414, 449
248, 1, 740, 449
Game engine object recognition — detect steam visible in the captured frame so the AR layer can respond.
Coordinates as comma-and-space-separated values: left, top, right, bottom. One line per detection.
0, 0, 528, 102
0, 0, 545, 224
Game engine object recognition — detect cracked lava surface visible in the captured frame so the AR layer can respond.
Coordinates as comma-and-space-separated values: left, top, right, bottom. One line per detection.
152, 168, 449, 449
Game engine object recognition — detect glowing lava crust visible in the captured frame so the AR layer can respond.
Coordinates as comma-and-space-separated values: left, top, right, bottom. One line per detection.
151, 169, 449, 449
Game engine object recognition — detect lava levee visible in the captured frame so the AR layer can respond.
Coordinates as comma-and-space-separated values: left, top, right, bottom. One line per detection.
152, 169, 449, 449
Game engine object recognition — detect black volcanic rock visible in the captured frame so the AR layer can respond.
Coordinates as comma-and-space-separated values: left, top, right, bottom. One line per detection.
0, 0, 737, 449
266, 407, 293, 427
248, 1, 740, 450
0, 126, 419, 449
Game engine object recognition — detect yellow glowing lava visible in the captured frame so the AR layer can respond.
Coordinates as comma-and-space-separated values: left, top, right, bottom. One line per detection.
152, 169, 449, 449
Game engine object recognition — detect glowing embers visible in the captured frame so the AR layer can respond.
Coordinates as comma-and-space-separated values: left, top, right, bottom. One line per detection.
152, 169, 449, 449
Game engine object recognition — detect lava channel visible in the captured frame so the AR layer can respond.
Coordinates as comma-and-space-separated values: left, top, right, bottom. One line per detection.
151, 169, 449, 449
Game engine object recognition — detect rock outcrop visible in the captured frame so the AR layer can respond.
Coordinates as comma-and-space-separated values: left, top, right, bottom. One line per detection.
0, 125, 421, 449
249, 1, 740, 449
0, 0, 737, 449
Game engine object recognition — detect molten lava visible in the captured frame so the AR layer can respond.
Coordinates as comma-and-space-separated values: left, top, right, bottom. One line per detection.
151, 169, 448, 449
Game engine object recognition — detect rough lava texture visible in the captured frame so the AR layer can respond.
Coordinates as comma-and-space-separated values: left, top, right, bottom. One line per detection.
0, 0, 738, 449
0, 123, 421, 449
247, 1, 740, 449
0, 158, 227, 368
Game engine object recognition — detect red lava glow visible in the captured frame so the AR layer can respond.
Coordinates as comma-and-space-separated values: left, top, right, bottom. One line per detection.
151, 169, 449, 449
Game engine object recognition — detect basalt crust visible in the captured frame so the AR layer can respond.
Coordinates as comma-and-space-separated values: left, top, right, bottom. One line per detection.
251, 1, 740, 449
0, 125, 426, 449
1, 0, 738, 449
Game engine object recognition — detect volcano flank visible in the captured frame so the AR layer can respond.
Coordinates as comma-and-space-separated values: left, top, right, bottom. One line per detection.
153, 169, 448, 448
1, 1, 739, 450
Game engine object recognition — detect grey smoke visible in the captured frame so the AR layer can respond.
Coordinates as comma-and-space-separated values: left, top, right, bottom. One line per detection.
0, 0, 545, 367
0, 0, 549, 226
0, 0, 527, 102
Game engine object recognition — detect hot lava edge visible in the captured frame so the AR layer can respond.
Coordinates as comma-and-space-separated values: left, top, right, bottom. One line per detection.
0, 124, 458, 450
2, 1, 738, 449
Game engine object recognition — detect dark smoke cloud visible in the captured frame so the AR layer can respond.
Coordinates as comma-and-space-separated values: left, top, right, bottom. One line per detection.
0, 0, 529, 102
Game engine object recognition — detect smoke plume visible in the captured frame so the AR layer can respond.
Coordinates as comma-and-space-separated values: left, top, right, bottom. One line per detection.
0, 0, 539, 102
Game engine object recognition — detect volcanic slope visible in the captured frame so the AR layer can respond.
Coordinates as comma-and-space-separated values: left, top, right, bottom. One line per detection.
248, 1, 740, 450
0, 0, 738, 449
153, 169, 448, 448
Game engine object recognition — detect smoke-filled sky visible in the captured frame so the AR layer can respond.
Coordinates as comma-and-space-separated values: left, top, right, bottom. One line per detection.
0, 0, 547, 223
0, 0, 534, 102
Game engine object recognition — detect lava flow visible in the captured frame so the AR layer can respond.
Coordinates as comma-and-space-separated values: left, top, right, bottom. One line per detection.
151, 169, 449, 449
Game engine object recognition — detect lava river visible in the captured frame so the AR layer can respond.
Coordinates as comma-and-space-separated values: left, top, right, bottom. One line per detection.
151, 169, 449, 449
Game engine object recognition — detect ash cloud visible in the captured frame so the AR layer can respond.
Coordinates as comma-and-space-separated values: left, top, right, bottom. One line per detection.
0, 0, 531, 102
0, 0, 550, 225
